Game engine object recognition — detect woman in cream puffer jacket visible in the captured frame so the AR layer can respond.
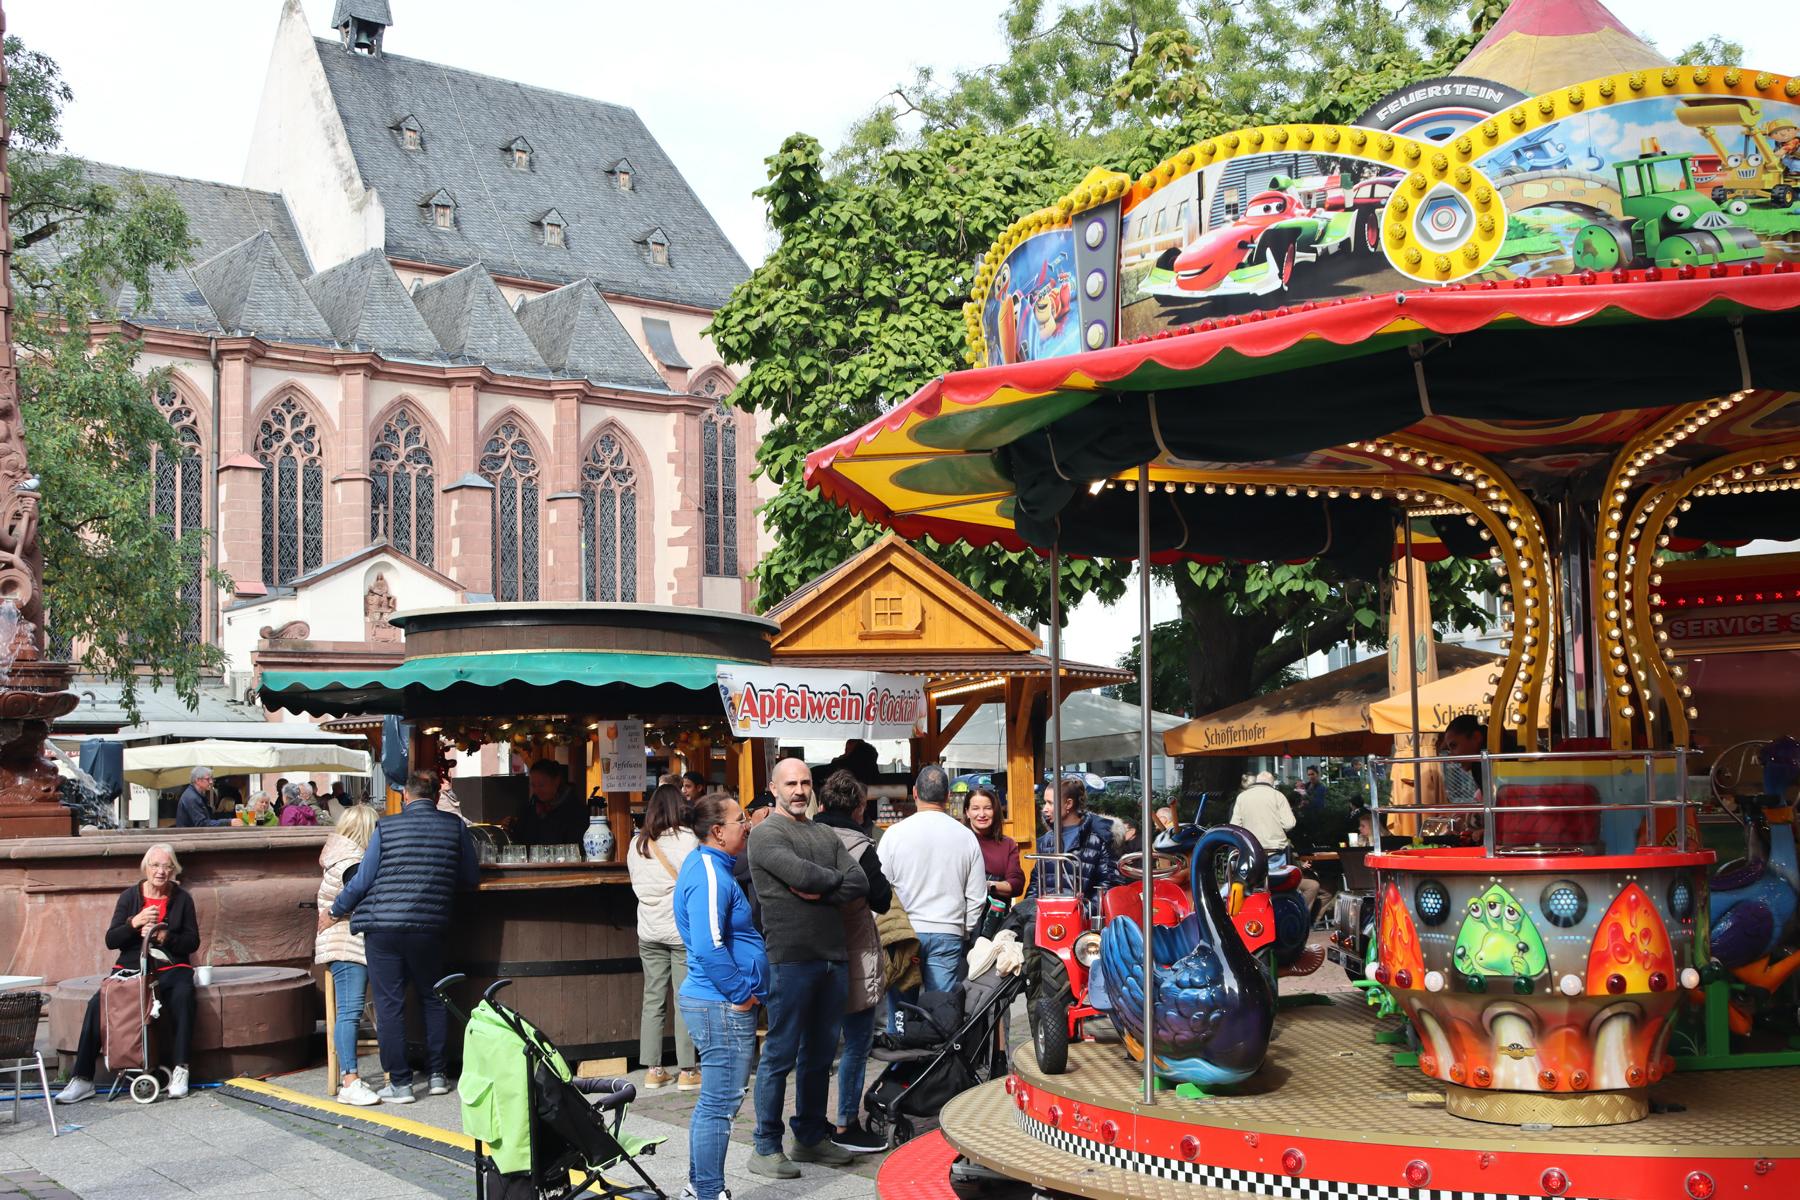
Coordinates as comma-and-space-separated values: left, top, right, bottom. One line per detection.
316, 805, 379, 1105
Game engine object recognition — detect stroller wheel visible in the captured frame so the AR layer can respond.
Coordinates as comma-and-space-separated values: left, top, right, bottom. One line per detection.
892, 1116, 915, 1146
130, 1074, 161, 1105
157, 1066, 173, 1086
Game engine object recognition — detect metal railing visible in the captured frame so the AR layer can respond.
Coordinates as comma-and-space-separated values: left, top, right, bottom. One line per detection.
1365, 747, 1693, 857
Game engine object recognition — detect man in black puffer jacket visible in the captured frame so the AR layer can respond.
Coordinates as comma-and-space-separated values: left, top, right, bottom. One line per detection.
330, 769, 478, 1104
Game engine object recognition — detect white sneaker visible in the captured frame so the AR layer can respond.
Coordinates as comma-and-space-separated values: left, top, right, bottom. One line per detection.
677, 1189, 732, 1200
338, 1077, 381, 1107
53, 1077, 95, 1104
168, 1066, 190, 1098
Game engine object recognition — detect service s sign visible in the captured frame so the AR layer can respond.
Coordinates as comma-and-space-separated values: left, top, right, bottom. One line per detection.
716, 666, 927, 741
1662, 602, 1800, 650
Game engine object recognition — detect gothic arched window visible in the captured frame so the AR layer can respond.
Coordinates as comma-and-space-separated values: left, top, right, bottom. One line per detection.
256, 394, 325, 587
152, 383, 205, 641
701, 404, 737, 577
370, 408, 436, 567
480, 419, 540, 601
581, 432, 638, 602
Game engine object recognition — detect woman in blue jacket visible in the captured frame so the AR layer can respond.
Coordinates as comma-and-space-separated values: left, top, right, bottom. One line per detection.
674, 792, 769, 1200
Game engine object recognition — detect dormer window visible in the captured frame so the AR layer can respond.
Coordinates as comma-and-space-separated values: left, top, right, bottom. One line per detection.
617, 168, 633, 192
610, 158, 636, 192
638, 226, 670, 267
506, 137, 533, 171
422, 188, 456, 230
537, 208, 567, 248
393, 115, 423, 150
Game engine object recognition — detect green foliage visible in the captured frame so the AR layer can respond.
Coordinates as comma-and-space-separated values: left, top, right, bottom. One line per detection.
708, 128, 1132, 620
6, 35, 227, 719
1675, 35, 1745, 66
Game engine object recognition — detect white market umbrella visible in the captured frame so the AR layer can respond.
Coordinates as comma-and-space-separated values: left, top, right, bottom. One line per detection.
122, 738, 371, 789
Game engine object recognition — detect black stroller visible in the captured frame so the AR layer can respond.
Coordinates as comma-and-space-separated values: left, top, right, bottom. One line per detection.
433, 974, 664, 1200
863, 962, 1022, 1149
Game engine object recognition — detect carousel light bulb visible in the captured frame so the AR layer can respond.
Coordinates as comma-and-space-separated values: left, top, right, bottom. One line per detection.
1680, 686, 1693, 697
1617, 684, 1631, 695
1184, 483, 1196, 493
1126, 480, 1137, 492
1623, 706, 1636, 717
1687, 706, 1699, 719
1614, 664, 1628, 677
1223, 484, 1235, 495
1205, 484, 1216, 494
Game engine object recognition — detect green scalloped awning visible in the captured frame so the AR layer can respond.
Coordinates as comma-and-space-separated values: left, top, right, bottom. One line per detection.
260, 651, 740, 718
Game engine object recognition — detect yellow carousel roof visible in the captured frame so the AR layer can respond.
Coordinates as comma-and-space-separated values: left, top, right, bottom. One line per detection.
1457, 0, 1668, 96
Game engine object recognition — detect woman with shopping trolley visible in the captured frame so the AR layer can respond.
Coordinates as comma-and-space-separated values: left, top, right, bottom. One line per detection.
55, 843, 200, 1103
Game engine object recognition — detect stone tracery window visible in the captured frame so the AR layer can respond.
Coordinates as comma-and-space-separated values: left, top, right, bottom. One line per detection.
702, 403, 737, 577
580, 432, 639, 602
480, 419, 540, 601
152, 383, 205, 641
370, 408, 436, 567
257, 394, 325, 586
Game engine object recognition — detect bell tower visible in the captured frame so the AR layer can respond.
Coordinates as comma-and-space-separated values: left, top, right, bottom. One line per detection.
332, 0, 391, 56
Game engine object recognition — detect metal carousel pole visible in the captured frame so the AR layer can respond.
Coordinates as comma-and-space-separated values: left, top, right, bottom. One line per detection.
1137, 463, 1155, 1106
1049, 544, 1062, 885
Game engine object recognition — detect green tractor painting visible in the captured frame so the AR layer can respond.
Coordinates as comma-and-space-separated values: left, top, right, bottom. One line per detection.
1571, 140, 1764, 271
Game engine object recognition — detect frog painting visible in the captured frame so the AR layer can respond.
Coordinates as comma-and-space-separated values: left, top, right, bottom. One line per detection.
1452, 883, 1550, 978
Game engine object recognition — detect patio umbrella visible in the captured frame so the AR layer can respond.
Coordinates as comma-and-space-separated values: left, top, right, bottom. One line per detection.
1368, 663, 1552, 734
122, 738, 372, 789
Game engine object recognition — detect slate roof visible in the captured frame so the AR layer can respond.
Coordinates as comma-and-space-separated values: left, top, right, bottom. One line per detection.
190, 231, 334, 341
78, 161, 312, 274
514, 279, 666, 391
310, 38, 749, 309
304, 247, 444, 358
410, 262, 547, 374
331, 0, 392, 27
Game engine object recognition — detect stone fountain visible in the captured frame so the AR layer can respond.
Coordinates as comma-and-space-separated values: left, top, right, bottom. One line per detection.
0, 6, 77, 838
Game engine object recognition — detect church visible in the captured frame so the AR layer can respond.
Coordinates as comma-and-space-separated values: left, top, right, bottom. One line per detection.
76, 0, 764, 719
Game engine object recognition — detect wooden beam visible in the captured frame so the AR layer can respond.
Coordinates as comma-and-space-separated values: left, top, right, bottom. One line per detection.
1006, 675, 1046, 878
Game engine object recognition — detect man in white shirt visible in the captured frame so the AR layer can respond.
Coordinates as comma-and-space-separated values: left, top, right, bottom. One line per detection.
1230, 771, 1319, 911
1230, 771, 1296, 852
876, 764, 986, 993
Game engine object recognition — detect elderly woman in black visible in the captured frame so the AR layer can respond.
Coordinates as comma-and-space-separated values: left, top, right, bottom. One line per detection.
55, 843, 201, 1103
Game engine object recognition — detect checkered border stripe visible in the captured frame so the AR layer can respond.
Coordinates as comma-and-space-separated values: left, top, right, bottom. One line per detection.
1015, 1109, 1559, 1200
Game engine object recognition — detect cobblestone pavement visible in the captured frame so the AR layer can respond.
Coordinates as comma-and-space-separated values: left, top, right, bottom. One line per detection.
0, 1172, 78, 1200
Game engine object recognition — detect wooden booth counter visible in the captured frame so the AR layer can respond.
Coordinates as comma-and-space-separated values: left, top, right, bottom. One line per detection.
446, 861, 646, 1061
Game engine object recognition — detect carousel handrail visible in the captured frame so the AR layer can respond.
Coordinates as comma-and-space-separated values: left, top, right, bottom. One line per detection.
1365, 746, 1692, 854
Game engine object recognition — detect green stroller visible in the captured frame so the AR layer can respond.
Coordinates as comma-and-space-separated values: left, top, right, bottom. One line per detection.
435, 974, 665, 1199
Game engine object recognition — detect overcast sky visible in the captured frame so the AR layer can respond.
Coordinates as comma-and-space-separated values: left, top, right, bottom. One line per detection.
9, 0, 1790, 270
7, 0, 1790, 673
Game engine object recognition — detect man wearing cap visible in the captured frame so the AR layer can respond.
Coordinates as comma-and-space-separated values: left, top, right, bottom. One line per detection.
1230, 771, 1319, 911
175, 767, 228, 827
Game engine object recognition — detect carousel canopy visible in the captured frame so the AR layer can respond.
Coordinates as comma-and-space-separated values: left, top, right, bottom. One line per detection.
804, 56, 1800, 575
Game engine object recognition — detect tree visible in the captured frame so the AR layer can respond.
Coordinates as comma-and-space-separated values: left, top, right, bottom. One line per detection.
707, 128, 1129, 621
710, 0, 1508, 778
7, 36, 227, 719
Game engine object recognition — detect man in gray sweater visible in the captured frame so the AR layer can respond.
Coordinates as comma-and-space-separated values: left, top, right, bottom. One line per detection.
747, 757, 869, 1179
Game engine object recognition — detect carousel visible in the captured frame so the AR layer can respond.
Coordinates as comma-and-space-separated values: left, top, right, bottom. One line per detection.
810, 4, 1800, 1198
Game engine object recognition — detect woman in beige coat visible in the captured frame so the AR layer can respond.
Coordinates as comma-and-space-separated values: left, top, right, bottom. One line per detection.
316, 805, 379, 1106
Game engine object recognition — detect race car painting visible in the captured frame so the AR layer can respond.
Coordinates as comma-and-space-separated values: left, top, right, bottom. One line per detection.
1137, 169, 1397, 302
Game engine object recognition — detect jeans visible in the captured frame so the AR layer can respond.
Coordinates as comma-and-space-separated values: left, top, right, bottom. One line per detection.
754, 959, 846, 1154
74, 967, 196, 1079
637, 940, 695, 1071
680, 999, 757, 1200
916, 931, 966, 993
364, 929, 448, 1087
328, 961, 368, 1080
836, 1005, 875, 1128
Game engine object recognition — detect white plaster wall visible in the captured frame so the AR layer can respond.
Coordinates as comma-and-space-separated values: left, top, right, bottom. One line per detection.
367, 378, 454, 447
242, 0, 383, 272
250, 367, 343, 438
604, 299, 717, 376
221, 555, 460, 675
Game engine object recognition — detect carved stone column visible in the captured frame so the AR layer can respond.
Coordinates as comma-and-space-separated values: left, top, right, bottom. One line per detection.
0, 4, 77, 836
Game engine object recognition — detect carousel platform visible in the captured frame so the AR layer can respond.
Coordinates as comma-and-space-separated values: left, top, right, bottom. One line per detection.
930, 996, 1794, 1200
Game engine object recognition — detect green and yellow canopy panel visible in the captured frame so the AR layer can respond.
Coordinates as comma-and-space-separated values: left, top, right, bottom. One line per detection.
260, 650, 737, 719
804, 61, 1800, 568
1166, 644, 1499, 757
